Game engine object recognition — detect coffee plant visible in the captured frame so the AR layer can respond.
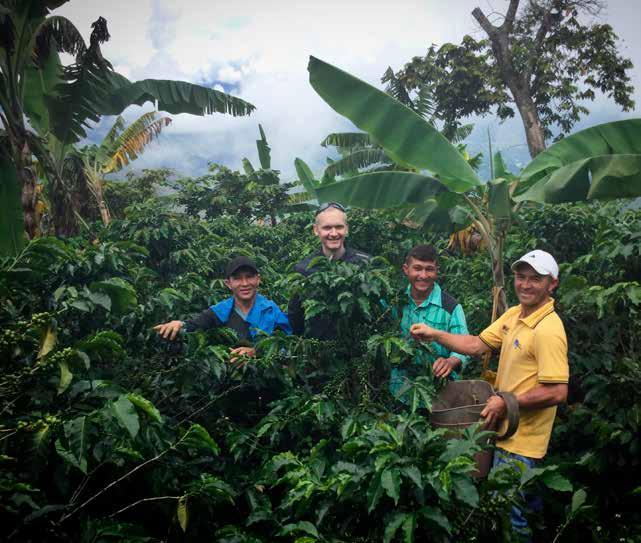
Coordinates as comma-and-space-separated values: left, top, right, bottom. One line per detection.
1, 177, 639, 542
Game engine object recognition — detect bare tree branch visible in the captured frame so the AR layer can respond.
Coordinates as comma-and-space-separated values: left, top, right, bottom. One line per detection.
109, 495, 180, 518
472, 7, 497, 35
503, 0, 521, 31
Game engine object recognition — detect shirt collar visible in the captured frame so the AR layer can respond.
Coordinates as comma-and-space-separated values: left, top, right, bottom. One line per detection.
406, 282, 441, 309
519, 298, 556, 328
315, 246, 353, 261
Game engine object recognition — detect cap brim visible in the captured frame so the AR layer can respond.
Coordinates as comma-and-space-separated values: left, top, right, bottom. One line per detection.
227, 264, 258, 277
511, 259, 551, 276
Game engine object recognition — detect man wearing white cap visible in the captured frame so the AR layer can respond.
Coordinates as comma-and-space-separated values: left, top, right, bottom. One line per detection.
409, 249, 569, 540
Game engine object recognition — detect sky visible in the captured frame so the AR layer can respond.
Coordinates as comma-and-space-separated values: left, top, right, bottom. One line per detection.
55, 0, 641, 182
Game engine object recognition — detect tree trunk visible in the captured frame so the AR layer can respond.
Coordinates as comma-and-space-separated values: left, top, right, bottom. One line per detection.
472, 2, 547, 158
94, 182, 112, 226
50, 176, 81, 237
505, 78, 546, 157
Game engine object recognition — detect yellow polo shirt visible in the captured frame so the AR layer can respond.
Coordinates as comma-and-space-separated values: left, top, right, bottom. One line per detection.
479, 299, 568, 459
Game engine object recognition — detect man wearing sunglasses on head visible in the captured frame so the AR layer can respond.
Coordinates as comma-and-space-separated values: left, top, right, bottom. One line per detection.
288, 202, 371, 339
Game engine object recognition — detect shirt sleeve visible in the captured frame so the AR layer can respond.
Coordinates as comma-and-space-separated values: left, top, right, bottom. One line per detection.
535, 322, 569, 383
446, 304, 470, 368
184, 308, 223, 332
479, 310, 510, 351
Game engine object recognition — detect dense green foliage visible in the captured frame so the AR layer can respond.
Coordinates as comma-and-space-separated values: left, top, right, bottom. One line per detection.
1, 173, 640, 542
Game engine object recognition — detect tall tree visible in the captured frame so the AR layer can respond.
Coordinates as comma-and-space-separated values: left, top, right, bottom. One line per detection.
392, 0, 634, 157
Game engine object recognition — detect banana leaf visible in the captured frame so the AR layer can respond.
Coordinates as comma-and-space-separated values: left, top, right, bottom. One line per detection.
256, 124, 271, 170
488, 178, 512, 219
307, 56, 480, 192
294, 158, 319, 194
324, 148, 391, 178
48, 64, 255, 144
515, 119, 641, 202
516, 154, 641, 203
493, 151, 515, 180
0, 156, 25, 257
315, 171, 446, 209
321, 132, 373, 148
23, 47, 62, 134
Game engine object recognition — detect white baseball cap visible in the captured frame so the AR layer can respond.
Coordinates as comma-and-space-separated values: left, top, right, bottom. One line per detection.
511, 250, 559, 279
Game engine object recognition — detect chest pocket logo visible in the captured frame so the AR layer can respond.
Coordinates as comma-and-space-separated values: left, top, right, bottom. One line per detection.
513, 338, 522, 350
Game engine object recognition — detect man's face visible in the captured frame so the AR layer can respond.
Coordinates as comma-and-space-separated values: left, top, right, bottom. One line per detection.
403, 257, 438, 296
225, 268, 260, 303
513, 263, 557, 308
313, 207, 348, 253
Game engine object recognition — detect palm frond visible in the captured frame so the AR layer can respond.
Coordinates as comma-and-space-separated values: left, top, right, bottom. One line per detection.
323, 148, 392, 178
381, 66, 412, 107
46, 18, 254, 145
33, 15, 87, 63
321, 132, 373, 149
103, 111, 172, 173
413, 84, 435, 120
107, 77, 256, 118
101, 115, 126, 148
449, 123, 474, 144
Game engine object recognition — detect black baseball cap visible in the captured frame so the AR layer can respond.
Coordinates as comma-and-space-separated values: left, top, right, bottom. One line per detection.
225, 256, 259, 278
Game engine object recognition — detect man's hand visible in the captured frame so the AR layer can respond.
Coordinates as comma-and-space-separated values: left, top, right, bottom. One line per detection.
410, 323, 438, 342
433, 357, 461, 378
153, 320, 183, 341
229, 346, 256, 366
480, 395, 507, 430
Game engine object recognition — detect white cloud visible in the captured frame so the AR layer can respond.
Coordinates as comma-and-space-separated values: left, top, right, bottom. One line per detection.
58, 0, 641, 182
217, 65, 244, 83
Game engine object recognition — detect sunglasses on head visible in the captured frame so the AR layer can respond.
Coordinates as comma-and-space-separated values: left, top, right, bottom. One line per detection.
315, 202, 346, 216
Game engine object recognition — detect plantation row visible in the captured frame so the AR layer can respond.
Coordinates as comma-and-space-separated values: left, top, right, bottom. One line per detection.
1, 177, 640, 541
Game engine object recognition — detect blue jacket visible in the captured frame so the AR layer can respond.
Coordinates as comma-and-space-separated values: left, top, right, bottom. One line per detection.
210, 294, 292, 341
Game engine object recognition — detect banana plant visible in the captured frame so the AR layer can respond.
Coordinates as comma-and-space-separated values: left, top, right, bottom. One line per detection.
0, 2, 254, 252
307, 56, 514, 317
307, 56, 641, 319
60, 111, 172, 226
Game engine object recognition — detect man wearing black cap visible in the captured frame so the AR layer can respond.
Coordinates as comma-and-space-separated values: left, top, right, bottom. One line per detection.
288, 202, 371, 339
154, 256, 291, 361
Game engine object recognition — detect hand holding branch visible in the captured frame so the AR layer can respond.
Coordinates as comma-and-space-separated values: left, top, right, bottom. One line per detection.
410, 323, 438, 342
153, 320, 183, 341
229, 346, 256, 366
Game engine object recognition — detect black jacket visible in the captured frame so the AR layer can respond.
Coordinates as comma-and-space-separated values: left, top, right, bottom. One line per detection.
288, 247, 371, 339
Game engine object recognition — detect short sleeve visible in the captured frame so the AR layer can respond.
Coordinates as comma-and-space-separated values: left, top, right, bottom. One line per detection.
479, 309, 512, 351
534, 321, 569, 383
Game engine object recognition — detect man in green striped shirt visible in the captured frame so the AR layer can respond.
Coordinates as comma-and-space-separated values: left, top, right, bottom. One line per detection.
390, 244, 470, 398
